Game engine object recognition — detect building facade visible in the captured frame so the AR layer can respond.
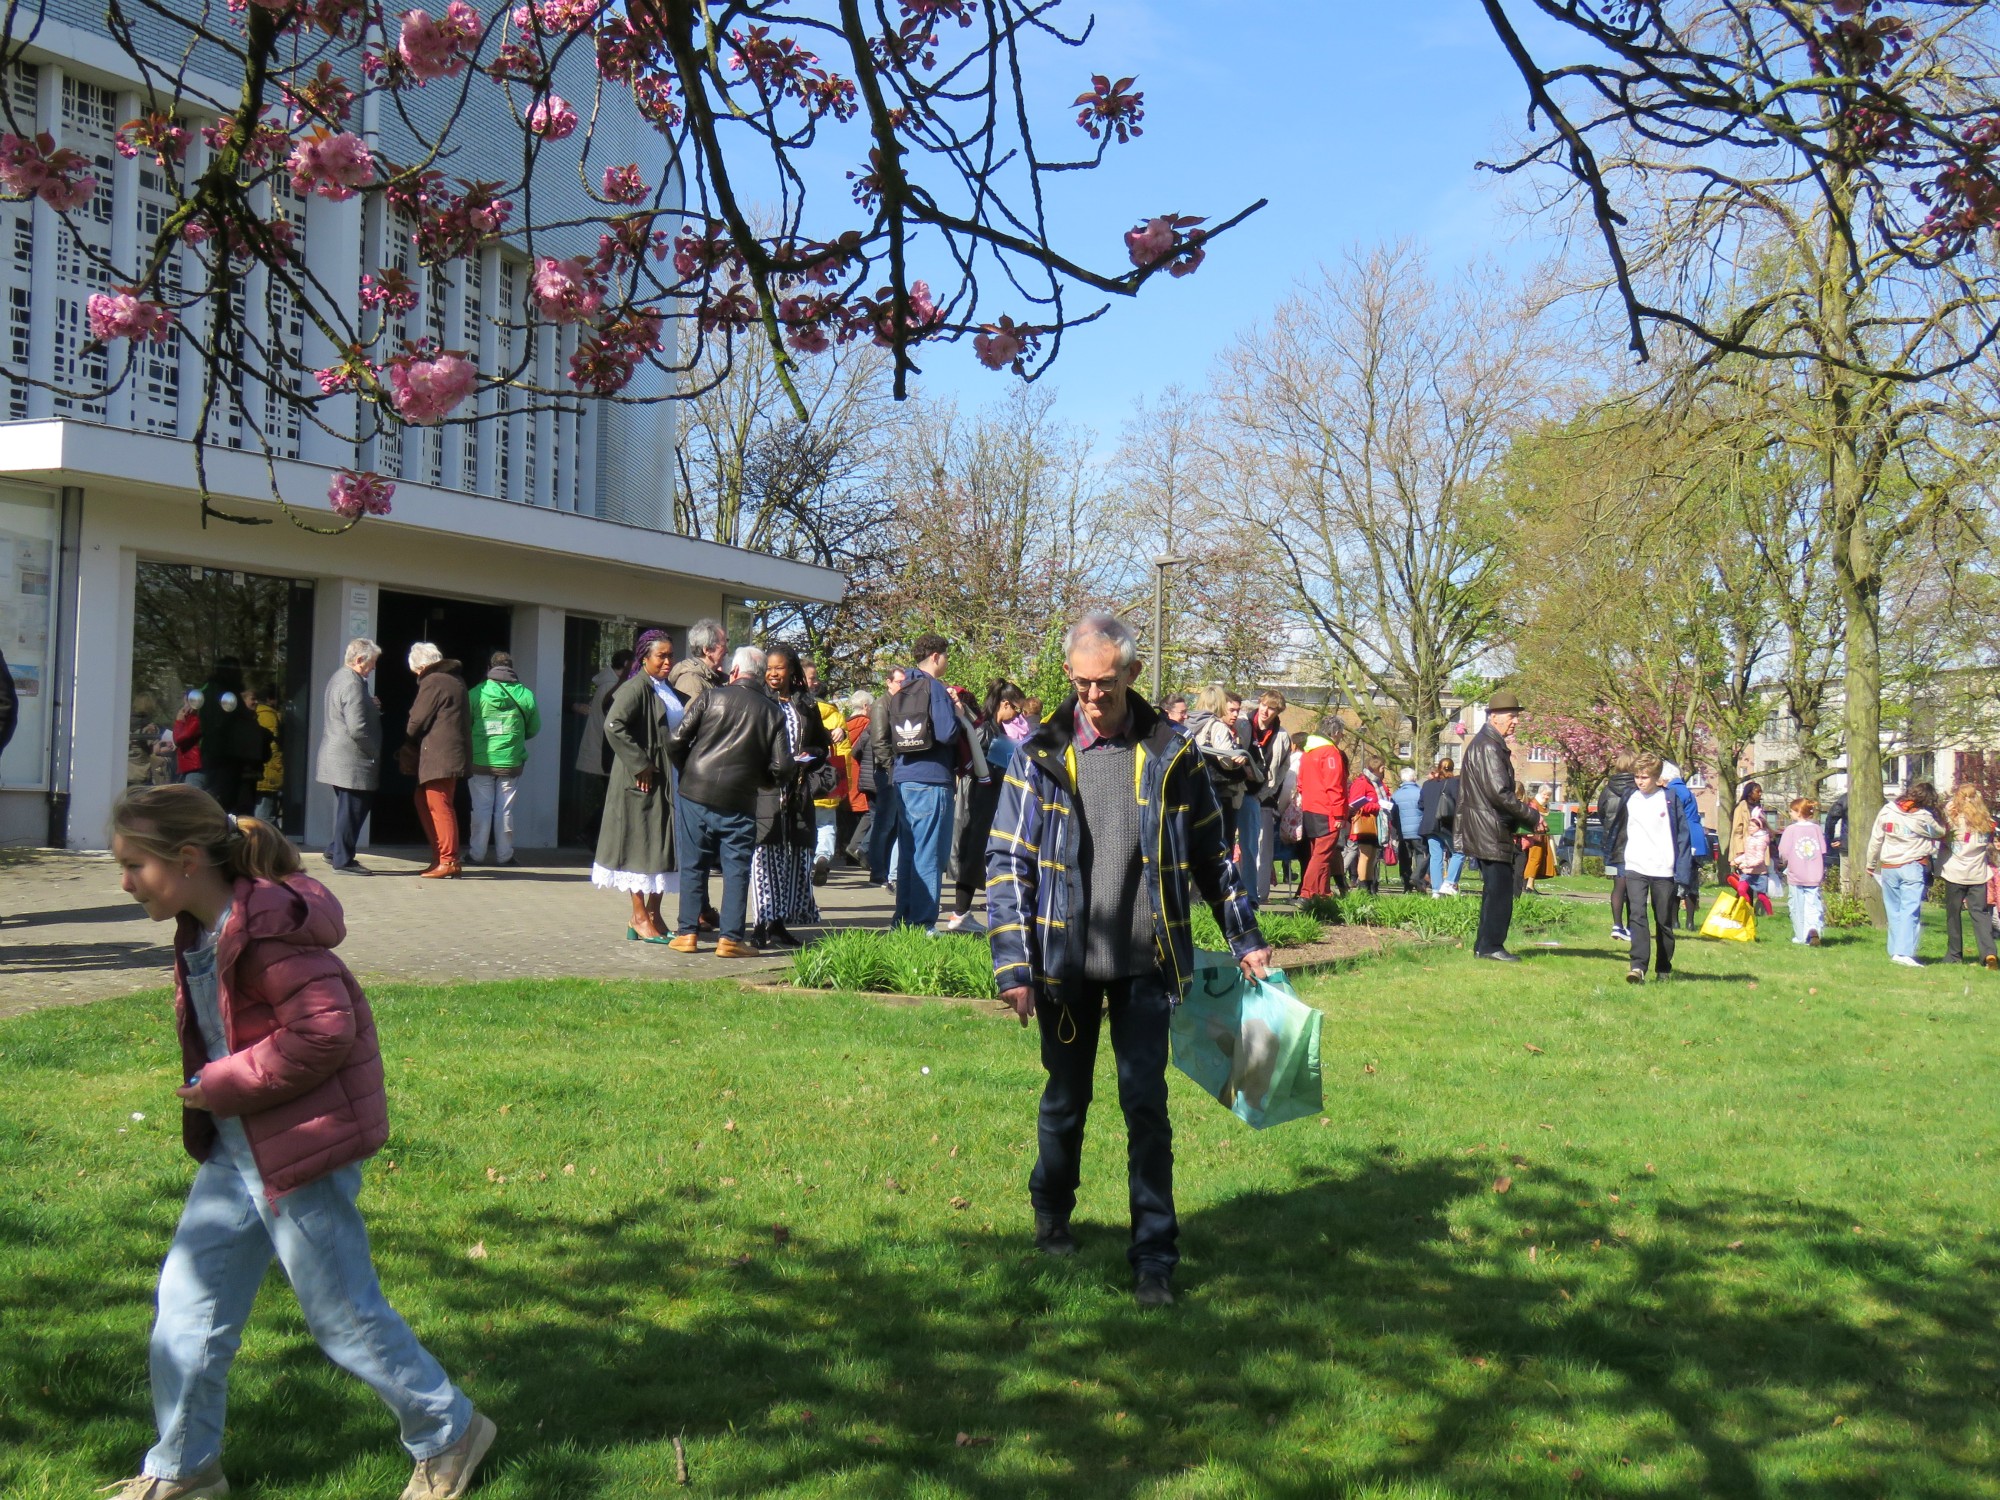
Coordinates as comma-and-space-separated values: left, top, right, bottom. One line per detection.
0, 8, 845, 851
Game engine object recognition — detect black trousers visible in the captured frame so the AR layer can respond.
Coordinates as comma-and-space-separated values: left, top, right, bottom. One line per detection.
1475, 857, 1516, 954
1398, 836, 1425, 891
1622, 873, 1677, 974
326, 787, 371, 868
1030, 973, 1178, 1276
1943, 879, 1997, 963
1608, 870, 1632, 928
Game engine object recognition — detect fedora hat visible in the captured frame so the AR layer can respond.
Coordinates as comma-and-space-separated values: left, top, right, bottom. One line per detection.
1487, 689, 1525, 714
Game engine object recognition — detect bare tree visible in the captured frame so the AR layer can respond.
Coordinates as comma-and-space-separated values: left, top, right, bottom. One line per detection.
1106, 387, 1293, 691
1220, 243, 1550, 766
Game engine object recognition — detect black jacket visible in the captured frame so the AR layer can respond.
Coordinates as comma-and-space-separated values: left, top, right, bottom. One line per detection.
1824, 794, 1849, 855
1456, 723, 1538, 862
1597, 771, 1637, 863
0, 648, 15, 754
667, 678, 791, 816
1417, 774, 1458, 840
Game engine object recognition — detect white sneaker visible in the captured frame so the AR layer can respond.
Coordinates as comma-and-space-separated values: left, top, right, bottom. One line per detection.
401, 1412, 497, 1500
1438, 884, 1458, 896
1610, 925, 1630, 941
1891, 954, 1924, 967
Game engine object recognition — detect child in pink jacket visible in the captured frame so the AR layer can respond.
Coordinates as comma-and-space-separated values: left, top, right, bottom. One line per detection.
106, 784, 494, 1500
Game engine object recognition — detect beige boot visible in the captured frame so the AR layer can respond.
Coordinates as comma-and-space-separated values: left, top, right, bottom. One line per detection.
400, 1412, 497, 1500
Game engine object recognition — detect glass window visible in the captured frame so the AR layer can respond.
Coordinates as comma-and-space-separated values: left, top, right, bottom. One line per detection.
0, 482, 57, 788
130, 561, 315, 831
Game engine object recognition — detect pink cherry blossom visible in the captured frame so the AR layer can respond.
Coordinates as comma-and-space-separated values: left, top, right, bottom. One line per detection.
512, 0, 596, 34
530, 256, 604, 325
601, 164, 647, 203
527, 95, 578, 140
398, 3, 484, 83
387, 349, 477, 424
288, 129, 376, 202
0, 133, 98, 211
86, 291, 174, 343
870, 279, 942, 347
329, 469, 396, 518
975, 329, 1023, 370
1124, 216, 1174, 268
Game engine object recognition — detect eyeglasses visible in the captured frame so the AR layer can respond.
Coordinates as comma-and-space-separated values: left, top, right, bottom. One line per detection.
1069, 675, 1124, 697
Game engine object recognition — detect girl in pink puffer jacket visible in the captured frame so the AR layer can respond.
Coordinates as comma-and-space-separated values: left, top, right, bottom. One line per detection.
104, 785, 494, 1500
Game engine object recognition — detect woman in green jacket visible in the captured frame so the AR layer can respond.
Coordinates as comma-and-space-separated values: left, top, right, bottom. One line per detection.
468, 652, 541, 866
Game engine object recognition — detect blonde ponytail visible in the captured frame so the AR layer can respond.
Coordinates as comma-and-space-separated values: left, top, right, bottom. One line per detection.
112, 784, 303, 882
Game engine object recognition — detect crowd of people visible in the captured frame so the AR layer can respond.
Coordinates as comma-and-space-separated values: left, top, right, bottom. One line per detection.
89, 605, 2000, 1500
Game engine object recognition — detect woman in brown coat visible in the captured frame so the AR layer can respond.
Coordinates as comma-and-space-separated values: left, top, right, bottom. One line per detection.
403, 642, 472, 878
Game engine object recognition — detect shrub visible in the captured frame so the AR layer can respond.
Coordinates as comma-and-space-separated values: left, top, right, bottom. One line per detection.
1822, 889, 1872, 929
792, 927, 997, 999
1302, 890, 1581, 941
1579, 856, 1605, 878
792, 907, 1327, 996
1191, 905, 1324, 951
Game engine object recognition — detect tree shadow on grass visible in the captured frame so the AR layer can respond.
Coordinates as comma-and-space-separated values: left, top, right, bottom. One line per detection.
13, 1155, 1999, 1499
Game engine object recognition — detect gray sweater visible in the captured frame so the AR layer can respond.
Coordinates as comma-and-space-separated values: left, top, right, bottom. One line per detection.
1075, 737, 1154, 980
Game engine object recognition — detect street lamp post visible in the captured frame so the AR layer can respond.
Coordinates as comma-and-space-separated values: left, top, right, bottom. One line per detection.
1150, 554, 1190, 703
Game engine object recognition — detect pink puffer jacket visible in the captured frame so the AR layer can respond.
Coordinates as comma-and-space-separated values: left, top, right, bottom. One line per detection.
174, 875, 388, 1201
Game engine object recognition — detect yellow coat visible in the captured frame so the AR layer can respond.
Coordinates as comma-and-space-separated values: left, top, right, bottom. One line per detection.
814, 697, 849, 809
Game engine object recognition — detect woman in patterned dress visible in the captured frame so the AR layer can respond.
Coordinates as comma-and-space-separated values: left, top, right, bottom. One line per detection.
749, 642, 830, 949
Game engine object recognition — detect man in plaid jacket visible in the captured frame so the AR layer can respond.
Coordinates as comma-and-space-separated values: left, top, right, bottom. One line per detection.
987, 612, 1270, 1309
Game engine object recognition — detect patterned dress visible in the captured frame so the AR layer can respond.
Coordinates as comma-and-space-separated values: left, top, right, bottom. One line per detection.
751, 696, 821, 926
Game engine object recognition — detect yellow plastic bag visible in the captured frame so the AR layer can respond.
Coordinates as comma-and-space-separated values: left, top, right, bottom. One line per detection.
1700, 889, 1757, 942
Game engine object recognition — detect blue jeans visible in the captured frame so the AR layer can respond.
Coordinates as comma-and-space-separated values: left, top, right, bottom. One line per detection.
146, 1122, 468, 1481
894, 780, 954, 928
676, 797, 756, 941
868, 774, 903, 884
1789, 883, 1824, 944
1237, 800, 1268, 903
1878, 862, 1925, 958
1030, 971, 1178, 1276
1427, 835, 1463, 891
326, 787, 371, 868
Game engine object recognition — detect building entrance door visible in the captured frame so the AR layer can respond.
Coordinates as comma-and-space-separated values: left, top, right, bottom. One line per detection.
372, 591, 513, 847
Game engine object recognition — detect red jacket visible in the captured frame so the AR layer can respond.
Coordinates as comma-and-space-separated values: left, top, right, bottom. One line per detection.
175, 875, 388, 1202
843, 714, 871, 811
1297, 739, 1349, 821
1347, 773, 1382, 817
172, 709, 202, 775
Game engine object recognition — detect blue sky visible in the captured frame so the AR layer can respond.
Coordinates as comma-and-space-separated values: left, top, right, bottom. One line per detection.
896, 0, 1561, 440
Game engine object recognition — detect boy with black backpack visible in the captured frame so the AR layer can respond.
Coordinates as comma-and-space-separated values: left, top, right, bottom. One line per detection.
888, 633, 962, 930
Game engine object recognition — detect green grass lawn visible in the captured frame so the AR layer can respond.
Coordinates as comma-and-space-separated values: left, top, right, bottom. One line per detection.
5, 906, 2000, 1497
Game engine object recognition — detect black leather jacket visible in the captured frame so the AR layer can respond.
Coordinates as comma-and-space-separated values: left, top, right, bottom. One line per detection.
1456, 723, 1538, 862
666, 679, 791, 815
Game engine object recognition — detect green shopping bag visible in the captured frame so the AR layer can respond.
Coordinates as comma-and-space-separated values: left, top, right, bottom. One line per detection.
1170, 951, 1324, 1129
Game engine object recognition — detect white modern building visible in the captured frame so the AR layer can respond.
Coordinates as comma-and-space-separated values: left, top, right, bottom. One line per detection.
0, 7, 845, 851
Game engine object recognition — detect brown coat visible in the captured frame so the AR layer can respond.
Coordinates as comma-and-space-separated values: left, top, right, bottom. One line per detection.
406, 661, 472, 782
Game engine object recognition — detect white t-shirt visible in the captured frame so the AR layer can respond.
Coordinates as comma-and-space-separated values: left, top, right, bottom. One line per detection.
1623, 789, 1676, 879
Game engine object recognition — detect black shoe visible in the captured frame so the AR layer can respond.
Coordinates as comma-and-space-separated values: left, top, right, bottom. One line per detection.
1135, 1272, 1175, 1309
1476, 949, 1522, 963
751, 922, 770, 948
1033, 1213, 1078, 1257
812, 856, 830, 886
330, 861, 373, 875
1656, 965, 1672, 978
766, 921, 803, 950
699, 906, 720, 932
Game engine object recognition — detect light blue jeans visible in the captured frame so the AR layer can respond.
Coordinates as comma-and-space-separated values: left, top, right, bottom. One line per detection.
145, 1120, 469, 1481
1788, 883, 1824, 944
1427, 836, 1464, 891
894, 780, 955, 929
1878, 863, 1926, 959
814, 805, 838, 863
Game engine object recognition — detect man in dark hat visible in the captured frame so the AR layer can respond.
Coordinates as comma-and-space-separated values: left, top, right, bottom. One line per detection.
1457, 689, 1540, 961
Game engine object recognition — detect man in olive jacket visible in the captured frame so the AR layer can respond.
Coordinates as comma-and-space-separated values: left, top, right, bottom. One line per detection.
1458, 690, 1539, 961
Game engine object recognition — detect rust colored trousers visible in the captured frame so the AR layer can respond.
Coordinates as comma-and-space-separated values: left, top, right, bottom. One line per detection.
415, 777, 460, 866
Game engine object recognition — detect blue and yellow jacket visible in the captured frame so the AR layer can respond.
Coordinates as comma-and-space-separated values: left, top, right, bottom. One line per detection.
985, 691, 1265, 1002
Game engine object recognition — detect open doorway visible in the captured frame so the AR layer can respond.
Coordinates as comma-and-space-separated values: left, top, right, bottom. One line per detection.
372, 590, 513, 846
